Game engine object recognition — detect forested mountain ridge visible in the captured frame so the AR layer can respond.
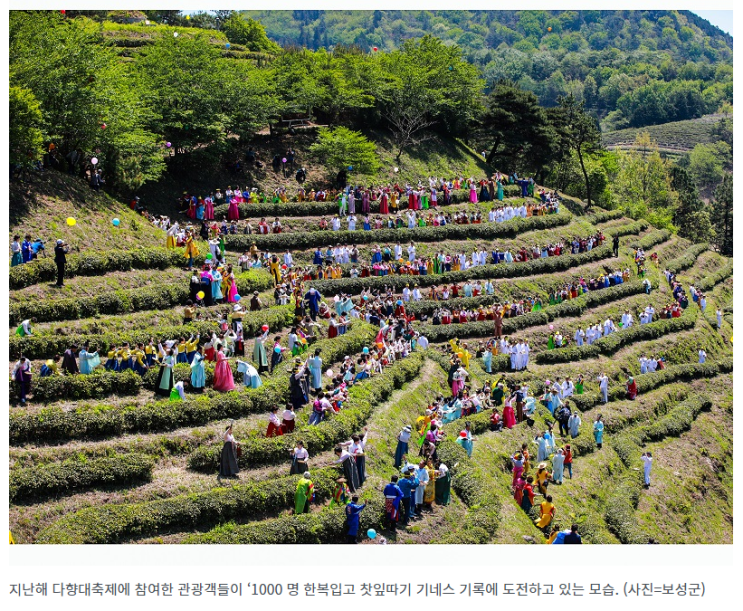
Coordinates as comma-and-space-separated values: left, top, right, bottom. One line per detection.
243, 9, 733, 129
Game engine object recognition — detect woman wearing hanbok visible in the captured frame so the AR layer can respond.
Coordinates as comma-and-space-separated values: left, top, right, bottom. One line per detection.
575, 374, 584, 394
190, 346, 205, 391
236, 358, 262, 389
227, 196, 240, 221
520, 476, 535, 513
379, 191, 389, 214
552, 449, 565, 484
502, 394, 516, 429
224, 266, 238, 303
204, 196, 215, 220
394, 425, 412, 469
253, 329, 270, 373
535, 495, 556, 529
334, 445, 361, 492
266, 405, 284, 437
496, 180, 504, 201
512, 452, 525, 486
12, 357, 32, 404
195, 198, 204, 220
211, 267, 223, 303
626, 376, 638, 400
468, 180, 478, 203
213, 349, 236, 392
482, 345, 493, 373
79, 344, 100, 375
295, 472, 314, 514
155, 349, 174, 397
219, 425, 239, 478
593, 415, 605, 449
308, 349, 323, 392
434, 462, 451, 506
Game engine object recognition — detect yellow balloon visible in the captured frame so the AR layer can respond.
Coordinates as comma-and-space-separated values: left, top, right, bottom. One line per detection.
66, 217, 76, 226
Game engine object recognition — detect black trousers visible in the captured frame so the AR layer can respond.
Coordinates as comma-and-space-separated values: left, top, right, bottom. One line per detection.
56, 263, 65, 286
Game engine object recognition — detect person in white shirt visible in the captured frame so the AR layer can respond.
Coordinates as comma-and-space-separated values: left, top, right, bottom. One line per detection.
641, 452, 653, 488
644, 305, 655, 322
290, 441, 309, 474
574, 328, 585, 346
347, 215, 357, 231
331, 216, 341, 231
394, 243, 402, 260
716, 309, 723, 330
698, 349, 707, 364
621, 310, 633, 329
412, 286, 423, 301
407, 243, 416, 262
562, 378, 574, 398
402, 285, 411, 302
597, 373, 609, 403
416, 334, 429, 350
283, 250, 293, 267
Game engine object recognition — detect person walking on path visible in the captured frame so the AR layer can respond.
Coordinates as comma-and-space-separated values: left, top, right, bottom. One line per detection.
593, 415, 605, 449
641, 451, 653, 488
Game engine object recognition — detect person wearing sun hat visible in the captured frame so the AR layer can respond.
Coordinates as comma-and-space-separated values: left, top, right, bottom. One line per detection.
394, 425, 413, 468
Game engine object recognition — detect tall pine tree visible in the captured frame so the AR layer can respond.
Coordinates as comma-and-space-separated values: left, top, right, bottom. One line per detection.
710, 174, 733, 256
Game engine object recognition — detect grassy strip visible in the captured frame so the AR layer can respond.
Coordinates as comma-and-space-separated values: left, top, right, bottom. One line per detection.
10, 454, 154, 504
10, 305, 293, 361
35, 469, 339, 544
225, 210, 573, 251
9, 270, 273, 325
188, 352, 426, 472
9, 324, 378, 445
8, 247, 209, 291
605, 394, 712, 544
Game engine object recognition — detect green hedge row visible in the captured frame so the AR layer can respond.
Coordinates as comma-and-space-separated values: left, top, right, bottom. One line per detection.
188, 352, 426, 472
10, 453, 154, 504
628, 229, 672, 251
10, 305, 294, 361
535, 307, 699, 365
225, 210, 573, 252
9, 247, 209, 290
9, 324, 378, 445
35, 469, 339, 544
664, 243, 709, 274
181, 495, 387, 544
9, 270, 274, 326
695, 261, 733, 292
211, 187, 526, 219
16, 369, 142, 402
604, 472, 648, 544
585, 209, 625, 224
569, 359, 732, 412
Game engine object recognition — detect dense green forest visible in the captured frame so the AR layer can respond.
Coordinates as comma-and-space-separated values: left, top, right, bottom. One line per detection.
243, 10, 733, 130
9, 10, 733, 254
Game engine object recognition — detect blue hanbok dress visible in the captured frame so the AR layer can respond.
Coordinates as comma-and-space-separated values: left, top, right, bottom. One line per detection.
308, 356, 323, 390
237, 360, 262, 389
536, 436, 548, 462
190, 353, 206, 390
211, 270, 223, 301
79, 350, 100, 375
482, 350, 493, 374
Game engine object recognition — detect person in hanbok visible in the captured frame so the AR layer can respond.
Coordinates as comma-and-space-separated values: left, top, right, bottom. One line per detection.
294, 472, 314, 514
482, 345, 493, 373
468, 180, 478, 203
698, 349, 707, 364
414, 460, 429, 513
394, 425, 412, 469
308, 349, 323, 392
334, 445, 360, 492
266, 405, 284, 437
12, 357, 32, 404
568, 411, 582, 439
535, 432, 549, 462
456, 424, 474, 458
575, 374, 584, 394
155, 349, 174, 397
190, 345, 206, 391
512, 452, 525, 487
434, 462, 451, 505
79, 344, 100, 375
213, 349, 236, 392
227, 195, 240, 221
552, 449, 565, 484
218, 425, 239, 478
423, 459, 436, 507
253, 328, 270, 374
641, 451, 653, 488
290, 442, 309, 475
236, 358, 262, 389
626, 375, 638, 400
211, 267, 223, 303
502, 395, 516, 429
597, 373, 609, 403
289, 359, 310, 411
535, 495, 556, 529
383, 475, 403, 530
520, 476, 535, 513
593, 415, 605, 449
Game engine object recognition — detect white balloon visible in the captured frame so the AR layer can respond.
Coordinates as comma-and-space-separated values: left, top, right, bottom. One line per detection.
174, 32, 179, 37
91, 157, 98, 165
394, 167, 399, 172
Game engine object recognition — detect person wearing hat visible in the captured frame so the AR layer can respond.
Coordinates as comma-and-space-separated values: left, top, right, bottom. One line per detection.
294, 471, 314, 514
54, 239, 68, 287
394, 425, 413, 469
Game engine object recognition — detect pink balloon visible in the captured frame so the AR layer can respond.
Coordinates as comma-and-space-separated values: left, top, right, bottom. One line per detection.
282, 157, 287, 163
166, 142, 172, 148
91, 157, 98, 165
549, 324, 554, 330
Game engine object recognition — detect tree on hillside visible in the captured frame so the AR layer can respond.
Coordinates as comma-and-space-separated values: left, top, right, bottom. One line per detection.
9, 85, 44, 167
554, 94, 602, 209
480, 80, 556, 177
222, 13, 281, 53
685, 141, 731, 190
670, 166, 713, 243
710, 173, 732, 256
309, 127, 380, 176
611, 133, 678, 229
134, 33, 228, 155
10, 11, 163, 189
